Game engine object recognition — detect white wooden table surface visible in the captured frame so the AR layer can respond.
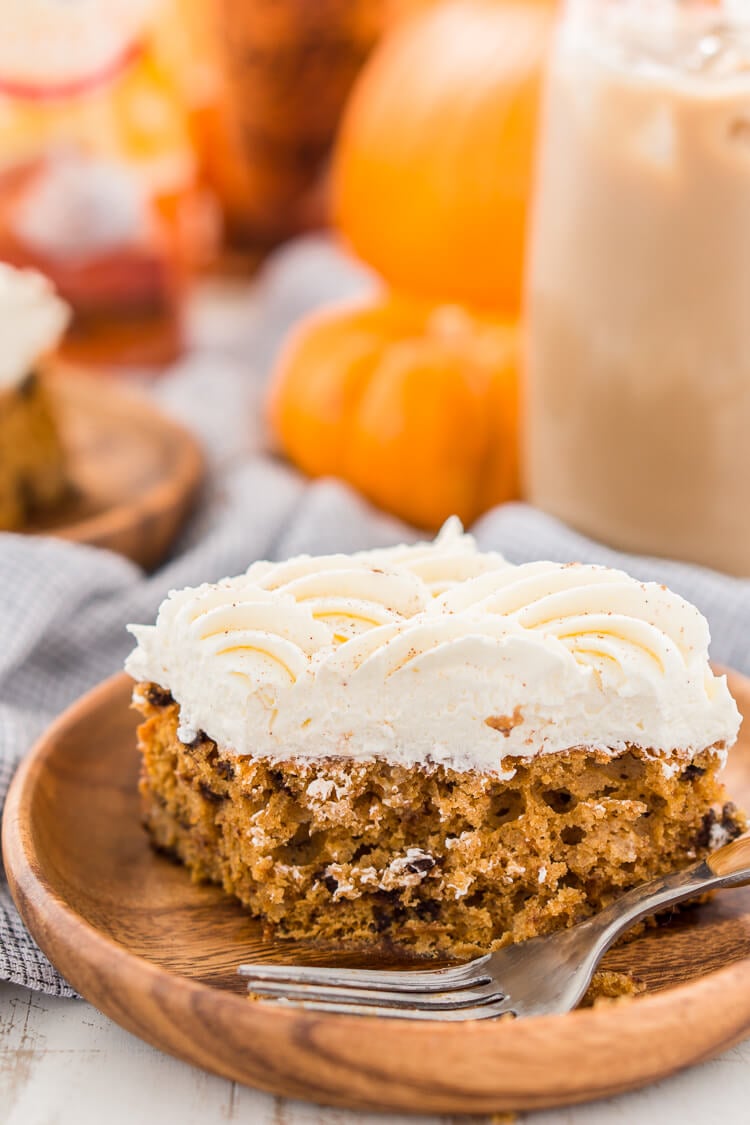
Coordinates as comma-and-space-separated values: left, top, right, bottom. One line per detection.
2, 981, 750, 1125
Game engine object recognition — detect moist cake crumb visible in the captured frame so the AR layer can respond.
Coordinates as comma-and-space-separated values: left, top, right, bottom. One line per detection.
583, 970, 645, 1008
134, 685, 744, 959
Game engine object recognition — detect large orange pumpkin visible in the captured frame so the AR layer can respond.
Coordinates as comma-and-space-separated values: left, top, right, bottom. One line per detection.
267, 295, 519, 529
333, 0, 555, 313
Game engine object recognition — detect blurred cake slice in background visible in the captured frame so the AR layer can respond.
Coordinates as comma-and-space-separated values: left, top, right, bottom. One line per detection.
0, 263, 70, 530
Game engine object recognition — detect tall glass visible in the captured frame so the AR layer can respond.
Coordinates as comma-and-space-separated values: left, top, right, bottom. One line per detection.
525, 0, 750, 575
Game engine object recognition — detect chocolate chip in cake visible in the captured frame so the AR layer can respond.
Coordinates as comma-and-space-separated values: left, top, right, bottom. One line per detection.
720, 801, 743, 840
198, 781, 226, 804
695, 808, 718, 849
322, 874, 339, 894
414, 898, 440, 921
144, 685, 175, 709
695, 803, 743, 851
405, 852, 436, 874
215, 758, 236, 781
681, 764, 706, 781
372, 908, 391, 933
372, 892, 408, 932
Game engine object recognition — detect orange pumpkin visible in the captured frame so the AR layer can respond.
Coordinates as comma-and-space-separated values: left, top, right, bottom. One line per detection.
332, 0, 555, 313
267, 295, 519, 529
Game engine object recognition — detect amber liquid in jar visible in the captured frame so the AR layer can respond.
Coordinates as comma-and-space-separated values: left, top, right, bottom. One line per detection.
0, 0, 210, 368
526, 0, 750, 574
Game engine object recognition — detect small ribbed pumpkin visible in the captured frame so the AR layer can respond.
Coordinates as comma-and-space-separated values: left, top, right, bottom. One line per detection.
332, 0, 554, 313
267, 295, 519, 529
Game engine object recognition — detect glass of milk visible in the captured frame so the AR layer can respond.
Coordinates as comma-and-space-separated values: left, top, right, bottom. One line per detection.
525, 0, 750, 575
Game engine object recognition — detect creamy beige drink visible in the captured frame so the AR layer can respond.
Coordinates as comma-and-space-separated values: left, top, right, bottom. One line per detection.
526, 0, 750, 575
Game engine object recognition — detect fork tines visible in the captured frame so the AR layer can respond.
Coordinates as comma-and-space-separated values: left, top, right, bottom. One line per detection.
237, 956, 515, 1021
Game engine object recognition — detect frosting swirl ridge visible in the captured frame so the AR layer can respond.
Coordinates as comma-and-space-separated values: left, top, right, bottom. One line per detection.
126, 521, 739, 775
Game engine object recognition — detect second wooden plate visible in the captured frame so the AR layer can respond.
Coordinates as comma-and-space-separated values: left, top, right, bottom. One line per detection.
27, 374, 203, 570
4, 672, 750, 1115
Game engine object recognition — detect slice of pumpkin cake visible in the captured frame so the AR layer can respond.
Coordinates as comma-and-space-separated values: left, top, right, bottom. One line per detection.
126, 519, 743, 959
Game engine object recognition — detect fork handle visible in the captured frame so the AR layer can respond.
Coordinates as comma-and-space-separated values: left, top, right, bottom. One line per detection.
584, 831, 750, 957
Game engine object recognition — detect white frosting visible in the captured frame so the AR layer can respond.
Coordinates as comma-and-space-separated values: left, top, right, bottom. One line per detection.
126, 518, 740, 777
0, 264, 70, 388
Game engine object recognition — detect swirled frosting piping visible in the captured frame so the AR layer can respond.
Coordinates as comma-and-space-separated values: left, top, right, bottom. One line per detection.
125, 518, 740, 776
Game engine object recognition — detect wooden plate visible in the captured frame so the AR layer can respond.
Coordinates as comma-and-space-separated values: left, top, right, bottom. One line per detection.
4, 672, 750, 1115
27, 375, 203, 570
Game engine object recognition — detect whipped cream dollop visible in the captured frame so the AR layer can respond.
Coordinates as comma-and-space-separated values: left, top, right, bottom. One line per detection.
0, 264, 70, 388
126, 518, 740, 776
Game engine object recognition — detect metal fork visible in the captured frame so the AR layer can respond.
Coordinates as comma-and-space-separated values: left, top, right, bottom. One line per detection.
238, 832, 750, 1020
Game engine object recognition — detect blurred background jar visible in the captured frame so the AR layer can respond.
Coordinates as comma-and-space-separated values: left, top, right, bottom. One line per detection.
525, 0, 750, 576
191, 0, 397, 267
0, 0, 215, 367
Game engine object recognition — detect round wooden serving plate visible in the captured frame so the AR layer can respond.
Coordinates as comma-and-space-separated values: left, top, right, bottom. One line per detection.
28, 376, 203, 570
5, 673, 750, 1115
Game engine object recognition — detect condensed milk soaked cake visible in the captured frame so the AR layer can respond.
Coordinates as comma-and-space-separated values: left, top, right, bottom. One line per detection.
126, 521, 743, 959
527, 0, 750, 575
